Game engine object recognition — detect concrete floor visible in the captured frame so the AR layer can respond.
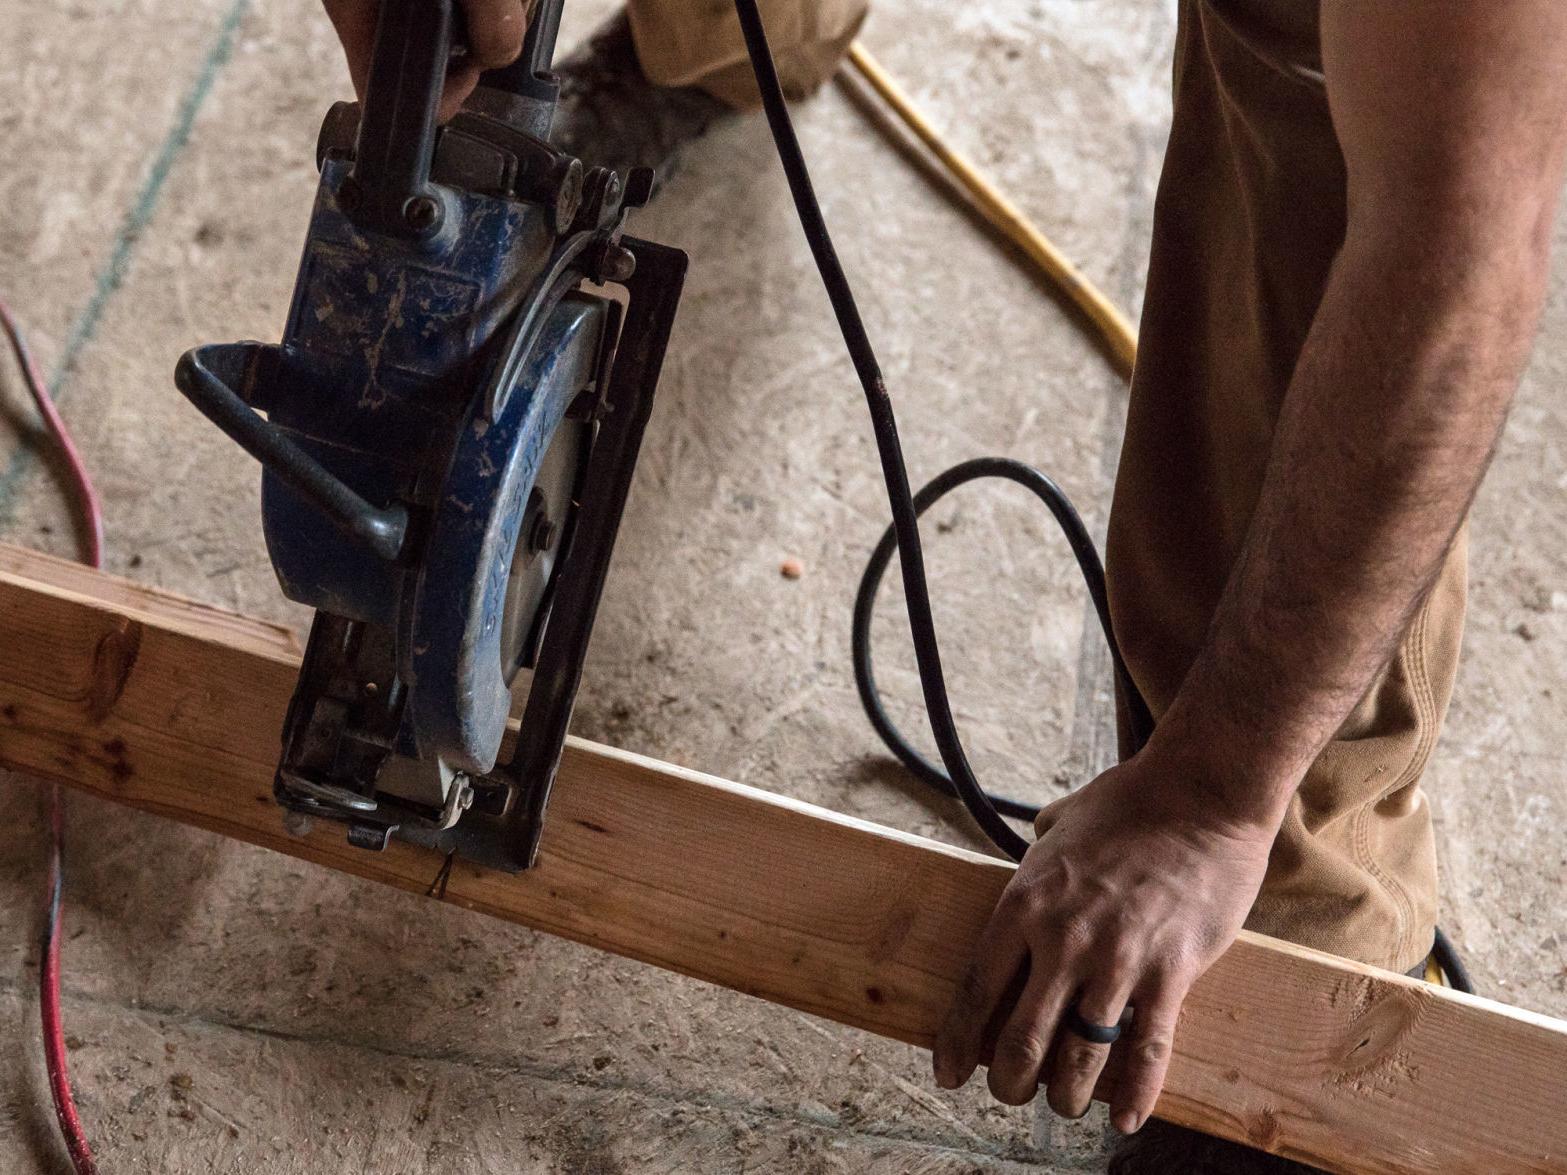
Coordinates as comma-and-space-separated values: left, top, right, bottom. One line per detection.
0, 0, 1563, 1171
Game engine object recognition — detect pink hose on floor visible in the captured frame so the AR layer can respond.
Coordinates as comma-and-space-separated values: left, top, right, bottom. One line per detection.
1, 295, 102, 1175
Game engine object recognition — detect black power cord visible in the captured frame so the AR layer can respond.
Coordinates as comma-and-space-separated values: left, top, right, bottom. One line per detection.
851, 457, 1152, 822
731, 0, 1150, 862
730, 0, 1473, 995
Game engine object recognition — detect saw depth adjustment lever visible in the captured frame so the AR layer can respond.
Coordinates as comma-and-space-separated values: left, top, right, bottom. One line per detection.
174, 0, 686, 871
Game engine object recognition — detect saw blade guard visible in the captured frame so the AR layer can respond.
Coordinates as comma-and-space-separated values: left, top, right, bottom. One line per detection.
408, 294, 608, 774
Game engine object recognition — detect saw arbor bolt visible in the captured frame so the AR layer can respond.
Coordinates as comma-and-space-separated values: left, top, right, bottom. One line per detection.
403, 195, 443, 233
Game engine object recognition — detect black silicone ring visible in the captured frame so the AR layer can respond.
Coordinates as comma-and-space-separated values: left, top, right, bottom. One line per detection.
1064, 1004, 1123, 1045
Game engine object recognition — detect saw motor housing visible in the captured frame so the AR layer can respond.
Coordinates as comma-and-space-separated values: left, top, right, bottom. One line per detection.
175, 0, 685, 871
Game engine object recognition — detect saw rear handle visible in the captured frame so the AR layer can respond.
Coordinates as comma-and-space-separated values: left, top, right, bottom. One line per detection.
175, 345, 410, 562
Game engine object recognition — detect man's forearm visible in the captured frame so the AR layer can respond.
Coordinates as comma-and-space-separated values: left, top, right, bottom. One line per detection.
1147, 1, 1567, 831
1152, 216, 1553, 827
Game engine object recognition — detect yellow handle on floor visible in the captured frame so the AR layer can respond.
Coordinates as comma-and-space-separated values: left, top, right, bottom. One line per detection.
843, 41, 1139, 380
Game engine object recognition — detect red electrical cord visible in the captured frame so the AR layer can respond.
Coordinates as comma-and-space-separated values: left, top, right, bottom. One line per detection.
0, 296, 101, 1175
0, 301, 102, 566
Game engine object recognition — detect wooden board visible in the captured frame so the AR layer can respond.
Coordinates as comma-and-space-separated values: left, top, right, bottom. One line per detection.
0, 542, 1562, 1174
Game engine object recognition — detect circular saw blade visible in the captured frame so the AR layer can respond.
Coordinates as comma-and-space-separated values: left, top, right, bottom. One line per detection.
500, 416, 590, 684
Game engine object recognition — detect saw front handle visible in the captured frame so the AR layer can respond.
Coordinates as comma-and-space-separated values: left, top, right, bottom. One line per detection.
174, 344, 409, 561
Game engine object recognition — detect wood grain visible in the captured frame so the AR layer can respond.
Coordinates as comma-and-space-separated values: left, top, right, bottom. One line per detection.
0, 542, 1562, 1174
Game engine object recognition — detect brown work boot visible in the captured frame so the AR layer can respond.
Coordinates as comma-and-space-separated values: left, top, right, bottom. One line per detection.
548, 11, 733, 190
1109, 1120, 1328, 1174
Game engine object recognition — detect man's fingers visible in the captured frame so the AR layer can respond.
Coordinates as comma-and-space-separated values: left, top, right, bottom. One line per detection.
321, 0, 378, 97
443, 0, 533, 118
322, 0, 528, 118
932, 910, 1027, 1090
439, 64, 482, 123
460, 0, 531, 69
1043, 975, 1133, 1120
1106, 976, 1184, 1135
985, 968, 1071, 1106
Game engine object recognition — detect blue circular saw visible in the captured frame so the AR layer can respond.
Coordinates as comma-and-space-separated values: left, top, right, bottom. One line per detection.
174, 0, 686, 871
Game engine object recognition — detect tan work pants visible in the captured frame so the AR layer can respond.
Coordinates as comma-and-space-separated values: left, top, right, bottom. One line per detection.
625, 0, 867, 107
1101, 0, 1455, 973
633, 0, 1452, 973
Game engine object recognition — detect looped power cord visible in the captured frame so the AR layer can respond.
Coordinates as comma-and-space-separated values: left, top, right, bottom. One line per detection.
851, 457, 1152, 822
733, 1, 1473, 994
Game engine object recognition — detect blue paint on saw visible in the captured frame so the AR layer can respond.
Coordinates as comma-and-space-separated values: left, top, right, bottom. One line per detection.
410, 297, 603, 772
